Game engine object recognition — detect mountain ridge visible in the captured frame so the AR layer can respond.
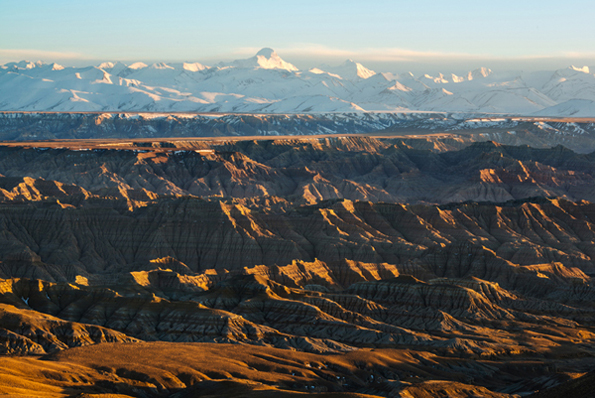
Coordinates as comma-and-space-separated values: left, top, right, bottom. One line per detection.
3, 48, 595, 115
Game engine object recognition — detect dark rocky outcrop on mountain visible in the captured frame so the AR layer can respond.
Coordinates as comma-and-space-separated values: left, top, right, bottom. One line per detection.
3, 112, 595, 154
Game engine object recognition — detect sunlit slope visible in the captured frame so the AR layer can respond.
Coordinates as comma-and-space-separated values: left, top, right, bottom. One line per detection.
0, 342, 519, 397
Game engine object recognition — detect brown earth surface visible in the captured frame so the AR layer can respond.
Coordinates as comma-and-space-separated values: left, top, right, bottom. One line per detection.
0, 342, 550, 397
0, 136, 594, 397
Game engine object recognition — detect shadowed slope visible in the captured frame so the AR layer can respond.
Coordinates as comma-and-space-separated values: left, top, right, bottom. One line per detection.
0, 197, 595, 277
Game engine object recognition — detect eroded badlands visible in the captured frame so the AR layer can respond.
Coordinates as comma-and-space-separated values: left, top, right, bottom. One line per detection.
0, 136, 594, 397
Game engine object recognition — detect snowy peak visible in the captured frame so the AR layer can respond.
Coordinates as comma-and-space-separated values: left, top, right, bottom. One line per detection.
570, 65, 590, 74
322, 59, 376, 80
182, 62, 208, 72
307, 68, 342, 79
451, 73, 465, 83
128, 62, 148, 70
97, 61, 209, 74
422, 73, 448, 84
341, 59, 376, 79
97, 62, 129, 77
98, 62, 118, 70
231, 48, 298, 72
468, 67, 492, 80
384, 81, 413, 93
7, 61, 40, 70
255, 48, 298, 71
346, 59, 376, 79
550, 65, 594, 80
151, 62, 174, 70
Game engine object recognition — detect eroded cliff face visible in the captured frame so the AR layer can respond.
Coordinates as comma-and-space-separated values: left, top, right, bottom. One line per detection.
0, 196, 594, 279
0, 137, 594, 397
0, 138, 594, 206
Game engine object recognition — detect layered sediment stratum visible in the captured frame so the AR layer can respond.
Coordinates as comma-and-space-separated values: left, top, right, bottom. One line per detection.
0, 137, 594, 397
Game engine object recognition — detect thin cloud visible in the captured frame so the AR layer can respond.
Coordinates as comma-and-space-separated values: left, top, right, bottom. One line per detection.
232, 45, 489, 62
231, 45, 595, 64
0, 49, 88, 62
3, 46, 594, 71
559, 51, 595, 59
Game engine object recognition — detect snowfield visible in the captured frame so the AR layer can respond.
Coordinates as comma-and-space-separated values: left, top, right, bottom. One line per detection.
2, 48, 595, 116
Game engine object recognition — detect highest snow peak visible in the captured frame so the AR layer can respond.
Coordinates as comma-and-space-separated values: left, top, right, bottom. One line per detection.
228, 48, 299, 72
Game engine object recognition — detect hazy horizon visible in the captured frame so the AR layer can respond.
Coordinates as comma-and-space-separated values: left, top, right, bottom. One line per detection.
3, 47, 595, 77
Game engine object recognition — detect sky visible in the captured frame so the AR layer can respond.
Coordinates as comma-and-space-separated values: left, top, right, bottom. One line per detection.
2, 0, 595, 74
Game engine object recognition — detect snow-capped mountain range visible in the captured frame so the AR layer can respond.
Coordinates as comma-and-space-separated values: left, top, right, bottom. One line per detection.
2, 48, 595, 116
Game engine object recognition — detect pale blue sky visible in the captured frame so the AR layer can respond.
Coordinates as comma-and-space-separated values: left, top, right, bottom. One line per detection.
2, 0, 595, 73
